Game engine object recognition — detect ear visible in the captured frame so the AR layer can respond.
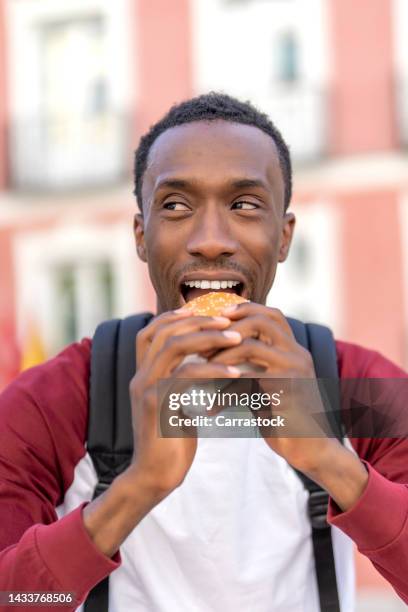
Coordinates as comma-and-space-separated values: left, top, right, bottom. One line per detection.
133, 213, 147, 262
278, 212, 296, 263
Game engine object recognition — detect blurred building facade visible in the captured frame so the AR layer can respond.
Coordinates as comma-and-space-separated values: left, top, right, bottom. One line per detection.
0, 1, 407, 608
1, 0, 407, 386
190, 0, 408, 373
0, 0, 191, 384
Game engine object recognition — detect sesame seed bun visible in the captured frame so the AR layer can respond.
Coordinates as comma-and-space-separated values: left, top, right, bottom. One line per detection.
182, 291, 248, 317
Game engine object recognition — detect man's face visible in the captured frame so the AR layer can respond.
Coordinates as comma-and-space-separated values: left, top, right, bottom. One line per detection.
134, 120, 295, 314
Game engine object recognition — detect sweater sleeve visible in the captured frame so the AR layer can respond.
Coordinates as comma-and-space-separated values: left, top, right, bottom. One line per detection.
0, 339, 120, 611
328, 341, 408, 604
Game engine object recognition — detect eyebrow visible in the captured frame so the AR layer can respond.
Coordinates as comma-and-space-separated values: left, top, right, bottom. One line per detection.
155, 179, 191, 191
154, 177, 269, 192
228, 178, 268, 191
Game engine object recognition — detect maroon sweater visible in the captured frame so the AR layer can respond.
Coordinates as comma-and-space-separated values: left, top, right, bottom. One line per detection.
0, 338, 407, 610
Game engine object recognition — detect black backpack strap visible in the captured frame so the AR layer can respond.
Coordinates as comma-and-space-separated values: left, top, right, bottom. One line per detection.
288, 318, 343, 440
287, 317, 342, 612
84, 313, 154, 612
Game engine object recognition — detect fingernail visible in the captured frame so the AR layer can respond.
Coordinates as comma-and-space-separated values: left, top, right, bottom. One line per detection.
221, 305, 238, 314
227, 365, 241, 376
222, 330, 242, 340
212, 316, 230, 323
173, 307, 193, 314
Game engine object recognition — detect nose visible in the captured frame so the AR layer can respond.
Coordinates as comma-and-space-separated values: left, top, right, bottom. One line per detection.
186, 206, 239, 260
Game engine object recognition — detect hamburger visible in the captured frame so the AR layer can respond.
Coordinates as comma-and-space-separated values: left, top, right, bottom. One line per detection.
182, 291, 264, 374
182, 291, 248, 316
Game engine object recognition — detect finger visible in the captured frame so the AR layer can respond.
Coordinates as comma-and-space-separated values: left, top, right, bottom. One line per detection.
147, 316, 232, 358
173, 361, 242, 379
227, 315, 293, 347
210, 339, 290, 371
139, 308, 195, 344
220, 303, 294, 337
136, 308, 195, 365
144, 330, 243, 382
138, 314, 231, 368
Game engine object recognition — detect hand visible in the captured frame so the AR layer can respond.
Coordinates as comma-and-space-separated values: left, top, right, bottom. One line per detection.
209, 302, 368, 511
127, 308, 242, 502
210, 302, 341, 475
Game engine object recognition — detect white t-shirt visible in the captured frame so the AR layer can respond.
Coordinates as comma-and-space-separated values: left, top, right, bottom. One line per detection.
58, 436, 355, 612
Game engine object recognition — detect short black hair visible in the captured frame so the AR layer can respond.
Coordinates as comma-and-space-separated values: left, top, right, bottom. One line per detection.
133, 92, 292, 212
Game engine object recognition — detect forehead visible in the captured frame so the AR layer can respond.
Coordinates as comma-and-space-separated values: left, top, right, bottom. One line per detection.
143, 120, 284, 201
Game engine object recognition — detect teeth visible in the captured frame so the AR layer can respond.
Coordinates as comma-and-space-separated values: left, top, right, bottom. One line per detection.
183, 280, 240, 290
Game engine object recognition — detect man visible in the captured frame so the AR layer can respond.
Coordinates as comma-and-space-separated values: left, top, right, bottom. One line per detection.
0, 93, 407, 611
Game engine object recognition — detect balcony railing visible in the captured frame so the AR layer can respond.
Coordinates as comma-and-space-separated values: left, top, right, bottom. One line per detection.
9, 112, 130, 191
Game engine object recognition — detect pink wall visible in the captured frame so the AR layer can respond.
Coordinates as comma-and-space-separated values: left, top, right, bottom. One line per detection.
0, 0, 8, 188
0, 228, 20, 389
133, 0, 193, 136
339, 189, 405, 367
328, 0, 397, 155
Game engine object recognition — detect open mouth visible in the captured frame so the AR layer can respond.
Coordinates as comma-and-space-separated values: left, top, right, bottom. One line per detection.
180, 280, 245, 304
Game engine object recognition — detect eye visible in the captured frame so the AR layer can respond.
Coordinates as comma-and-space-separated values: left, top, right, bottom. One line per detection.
163, 201, 190, 211
231, 200, 259, 210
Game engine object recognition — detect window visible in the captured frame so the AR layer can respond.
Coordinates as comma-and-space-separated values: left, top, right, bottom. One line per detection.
267, 203, 340, 329
276, 32, 299, 83
192, 0, 327, 159
14, 223, 143, 360
41, 17, 108, 149
53, 260, 114, 347
8, 0, 132, 190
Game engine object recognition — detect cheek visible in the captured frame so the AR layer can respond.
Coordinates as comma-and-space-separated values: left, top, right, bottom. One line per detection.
144, 223, 184, 281
241, 226, 281, 295
145, 221, 179, 257
243, 225, 280, 265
